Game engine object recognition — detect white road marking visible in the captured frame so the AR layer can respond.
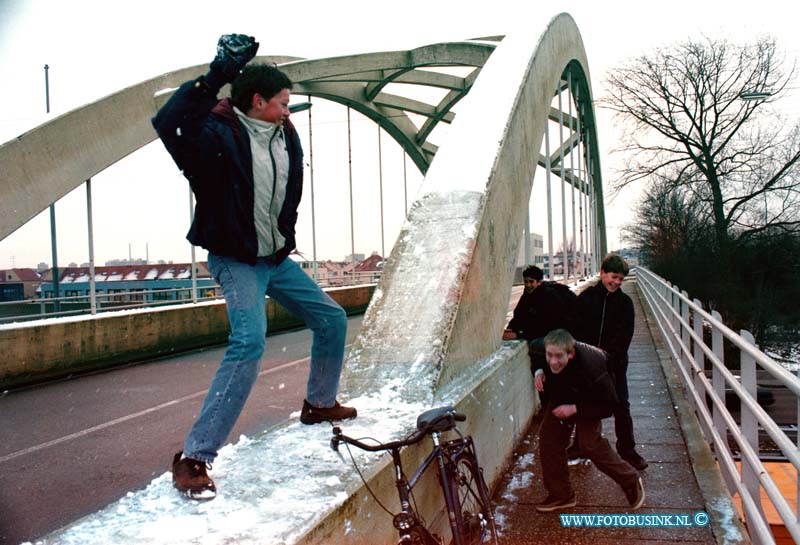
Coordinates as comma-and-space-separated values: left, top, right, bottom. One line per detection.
0, 355, 314, 464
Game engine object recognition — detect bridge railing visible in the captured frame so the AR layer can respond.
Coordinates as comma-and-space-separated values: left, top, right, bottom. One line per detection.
636, 266, 800, 545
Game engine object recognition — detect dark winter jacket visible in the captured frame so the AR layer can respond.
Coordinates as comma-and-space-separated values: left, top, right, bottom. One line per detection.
532, 341, 619, 420
576, 281, 635, 367
507, 282, 577, 340
152, 75, 304, 264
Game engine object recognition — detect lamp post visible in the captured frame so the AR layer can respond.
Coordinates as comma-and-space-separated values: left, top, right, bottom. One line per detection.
739, 91, 772, 226
45, 64, 61, 313
293, 99, 316, 282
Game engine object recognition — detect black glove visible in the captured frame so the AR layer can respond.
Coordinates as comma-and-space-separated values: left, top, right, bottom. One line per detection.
207, 34, 260, 88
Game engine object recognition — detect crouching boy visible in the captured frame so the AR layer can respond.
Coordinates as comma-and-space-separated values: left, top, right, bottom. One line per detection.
532, 329, 645, 512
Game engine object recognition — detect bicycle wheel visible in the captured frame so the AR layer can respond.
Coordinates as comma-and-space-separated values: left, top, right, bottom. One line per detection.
446, 451, 497, 545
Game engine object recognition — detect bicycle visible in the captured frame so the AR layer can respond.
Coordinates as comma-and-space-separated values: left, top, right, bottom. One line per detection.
330, 405, 499, 545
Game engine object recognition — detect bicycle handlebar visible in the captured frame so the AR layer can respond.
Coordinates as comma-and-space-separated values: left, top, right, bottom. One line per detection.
330, 406, 466, 454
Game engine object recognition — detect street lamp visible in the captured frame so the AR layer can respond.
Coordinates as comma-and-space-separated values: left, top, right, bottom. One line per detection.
739, 91, 772, 225
739, 91, 772, 101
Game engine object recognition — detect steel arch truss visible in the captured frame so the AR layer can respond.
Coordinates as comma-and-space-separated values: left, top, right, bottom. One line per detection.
281, 40, 500, 174
0, 40, 502, 242
537, 65, 607, 278
0, 32, 605, 259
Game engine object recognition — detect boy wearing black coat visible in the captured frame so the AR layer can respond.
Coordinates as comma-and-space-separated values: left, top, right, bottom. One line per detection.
152, 34, 356, 500
533, 329, 644, 512
575, 254, 647, 470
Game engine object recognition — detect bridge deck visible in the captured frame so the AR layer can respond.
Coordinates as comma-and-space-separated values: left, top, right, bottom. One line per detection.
491, 276, 720, 544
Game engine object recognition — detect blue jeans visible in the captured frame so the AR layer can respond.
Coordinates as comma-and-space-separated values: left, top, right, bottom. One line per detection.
184, 253, 348, 463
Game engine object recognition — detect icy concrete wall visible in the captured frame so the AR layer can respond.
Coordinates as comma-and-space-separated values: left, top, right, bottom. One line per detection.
0, 285, 373, 389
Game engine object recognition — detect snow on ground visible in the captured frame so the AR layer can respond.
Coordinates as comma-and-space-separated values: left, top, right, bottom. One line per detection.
491, 449, 536, 536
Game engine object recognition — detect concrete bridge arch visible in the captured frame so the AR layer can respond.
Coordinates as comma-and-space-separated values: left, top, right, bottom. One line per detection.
341, 13, 606, 401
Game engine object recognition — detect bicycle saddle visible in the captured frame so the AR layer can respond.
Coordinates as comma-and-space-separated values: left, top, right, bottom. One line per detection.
416, 406, 462, 433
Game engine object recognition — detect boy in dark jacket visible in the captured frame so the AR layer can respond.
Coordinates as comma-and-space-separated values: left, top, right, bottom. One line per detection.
533, 329, 644, 512
574, 254, 647, 469
503, 266, 576, 341
152, 34, 356, 500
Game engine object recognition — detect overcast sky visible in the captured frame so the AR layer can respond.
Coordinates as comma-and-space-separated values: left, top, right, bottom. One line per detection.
1, 0, 798, 270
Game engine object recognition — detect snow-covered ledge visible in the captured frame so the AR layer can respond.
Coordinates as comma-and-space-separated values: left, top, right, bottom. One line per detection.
32, 342, 535, 545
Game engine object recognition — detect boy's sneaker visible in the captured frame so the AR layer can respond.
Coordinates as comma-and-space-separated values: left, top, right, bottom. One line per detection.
172, 452, 216, 500
623, 477, 646, 509
566, 444, 582, 461
535, 494, 577, 512
620, 450, 649, 470
300, 399, 357, 425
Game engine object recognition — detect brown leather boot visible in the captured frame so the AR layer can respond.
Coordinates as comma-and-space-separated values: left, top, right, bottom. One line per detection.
300, 399, 357, 425
172, 452, 216, 500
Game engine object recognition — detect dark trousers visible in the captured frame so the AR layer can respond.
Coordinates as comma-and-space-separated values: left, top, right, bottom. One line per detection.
612, 357, 636, 454
571, 356, 637, 456
539, 405, 639, 500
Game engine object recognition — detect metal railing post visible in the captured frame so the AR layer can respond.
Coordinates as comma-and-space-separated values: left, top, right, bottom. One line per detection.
671, 284, 681, 352
740, 328, 765, 526
568, 73, 577, 281
693, 297, 710, 439
545, 117, 554, 279
403, 152, 409, 216
377, 125, 385, 259
558, 82, 568, 280
711, 310, 726, 445
307, 95, 318, 283
586, 132, 596, 273
189, 189, 197, 303
577, 97, 586, 276
347, 107, 356, 285
44, 64, 61, 314
86, 179, 97, 314
681, 290, 691, 375
524, 207, 531, 266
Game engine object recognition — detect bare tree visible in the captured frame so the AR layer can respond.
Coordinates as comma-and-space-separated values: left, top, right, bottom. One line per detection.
604, 36, 800, 254
622, 174, 711, 271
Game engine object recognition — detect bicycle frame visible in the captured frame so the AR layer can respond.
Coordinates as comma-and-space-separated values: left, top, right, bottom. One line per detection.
386, 437, 442, 544
331, 406, 496, 545
371, 432, 476, 545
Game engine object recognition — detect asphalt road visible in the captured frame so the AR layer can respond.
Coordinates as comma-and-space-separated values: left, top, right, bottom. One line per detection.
0, 315, 363, 545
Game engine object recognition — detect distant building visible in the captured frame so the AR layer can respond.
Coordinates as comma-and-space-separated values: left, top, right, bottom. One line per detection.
318, 260, 354, 287
542, 250, 592, 278
0, 268, 41, 301
344, 253, 365, 263
517, 232, 544, 267
354, 252, 384, 283
289, 254, 327, 284
38, 263, 215, 303
290, 252, 384, 286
